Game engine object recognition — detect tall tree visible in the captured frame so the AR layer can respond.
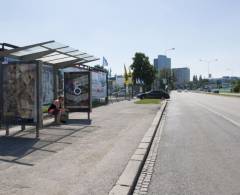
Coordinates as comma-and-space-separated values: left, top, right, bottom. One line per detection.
130, 52, 155, 91
124, 64, 128, 83
159, 68, 172, 90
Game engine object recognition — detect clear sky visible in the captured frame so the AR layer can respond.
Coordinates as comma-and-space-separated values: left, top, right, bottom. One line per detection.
1, 0, 240, 79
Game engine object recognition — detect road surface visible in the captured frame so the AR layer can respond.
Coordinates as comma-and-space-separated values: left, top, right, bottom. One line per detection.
148, 91, 240, 195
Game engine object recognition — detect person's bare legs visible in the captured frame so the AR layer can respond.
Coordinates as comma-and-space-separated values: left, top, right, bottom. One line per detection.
56, 112, 61, 125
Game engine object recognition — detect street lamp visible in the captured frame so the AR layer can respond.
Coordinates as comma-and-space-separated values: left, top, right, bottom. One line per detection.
164, 48, 175, 56
199, 59, 218, 79
161, 48, 175, 91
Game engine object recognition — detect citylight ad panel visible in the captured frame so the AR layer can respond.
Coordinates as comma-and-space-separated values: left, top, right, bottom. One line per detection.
64, 72, 91, 112
91, 71, 107, 100
2, 63, 37, 124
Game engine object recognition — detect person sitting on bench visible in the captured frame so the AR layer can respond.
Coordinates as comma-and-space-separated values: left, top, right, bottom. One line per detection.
48, 96, 64, 125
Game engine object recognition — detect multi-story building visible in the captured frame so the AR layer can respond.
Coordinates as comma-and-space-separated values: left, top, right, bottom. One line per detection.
108, 75, 125, 94
154, 55, 171, 71
153, 55, 171, 90
172, 67, 190, 88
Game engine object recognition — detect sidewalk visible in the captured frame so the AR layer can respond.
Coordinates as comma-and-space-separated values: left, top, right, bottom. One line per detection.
0, 100, 160, 195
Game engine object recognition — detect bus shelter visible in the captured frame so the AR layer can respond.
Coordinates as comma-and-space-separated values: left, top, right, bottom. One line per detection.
0, 40, 103, 138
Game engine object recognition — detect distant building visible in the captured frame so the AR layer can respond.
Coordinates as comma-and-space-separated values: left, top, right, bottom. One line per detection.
108, 75, 125, 93
172, 67, 190, 88
206, 76, 240, 92
153, 55, 171, 71
153, 55, 171, 90
115, 75, 125, 88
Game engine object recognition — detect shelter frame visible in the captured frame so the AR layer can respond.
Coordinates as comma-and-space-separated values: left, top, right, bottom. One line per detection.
0, 41, 104, 138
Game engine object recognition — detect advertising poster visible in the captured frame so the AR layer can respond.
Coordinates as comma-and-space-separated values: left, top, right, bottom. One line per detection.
2, 63, 37, 124
42, 65, 54, 105
91, 71, 107, 100
64, 72, 91, 112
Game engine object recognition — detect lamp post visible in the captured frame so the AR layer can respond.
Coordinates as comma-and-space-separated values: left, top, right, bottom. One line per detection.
164, 48, 175, 56
199, 59, 218, 79
162, 48, 175, 91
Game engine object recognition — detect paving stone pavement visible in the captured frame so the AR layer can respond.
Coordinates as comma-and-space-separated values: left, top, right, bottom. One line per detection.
133, 112, 166, 195
0, 100, 160, 195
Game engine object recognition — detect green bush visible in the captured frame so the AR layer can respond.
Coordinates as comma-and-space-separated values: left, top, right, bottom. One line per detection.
233, 80, 240, 93
233, 85, 240, 93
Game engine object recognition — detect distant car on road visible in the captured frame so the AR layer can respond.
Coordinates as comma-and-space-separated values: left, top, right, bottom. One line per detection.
118, 89, 126, 97
177, 89, 182, 92
137, 90, 170, 99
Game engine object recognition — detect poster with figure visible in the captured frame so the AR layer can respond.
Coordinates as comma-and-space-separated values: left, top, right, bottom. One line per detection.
2, 63, 37, 124
42, 65, 54, 105
64, 72, 91, 112
91, 71, 107, 100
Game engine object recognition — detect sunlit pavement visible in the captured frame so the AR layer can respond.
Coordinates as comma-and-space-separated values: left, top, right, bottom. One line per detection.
0, 100, 160, 195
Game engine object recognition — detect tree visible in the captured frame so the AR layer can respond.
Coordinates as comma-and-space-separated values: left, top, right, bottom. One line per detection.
124, 64, 128, 83
193, 75, 198, 83
171, 70, 177, 89
130, 52, 155, 91
233, 80, 240, 93
159, 68, 172, 90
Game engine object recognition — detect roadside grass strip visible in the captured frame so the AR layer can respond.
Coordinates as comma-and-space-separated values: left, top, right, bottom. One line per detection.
134, 99, 161, 104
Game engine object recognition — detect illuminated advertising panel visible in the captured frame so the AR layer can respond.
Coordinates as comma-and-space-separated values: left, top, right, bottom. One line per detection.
2, 63, 37, 124
91, 71, 107, 100
64, 72, 91, 112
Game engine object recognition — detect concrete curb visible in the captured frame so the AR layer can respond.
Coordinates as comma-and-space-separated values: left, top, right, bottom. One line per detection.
109, 100, 168, 195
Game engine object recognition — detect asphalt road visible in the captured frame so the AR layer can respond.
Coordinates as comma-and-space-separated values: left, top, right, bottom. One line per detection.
0, 100, 160, 195
148, 91, 240, 195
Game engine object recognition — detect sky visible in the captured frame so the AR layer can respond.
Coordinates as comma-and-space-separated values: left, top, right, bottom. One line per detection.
1, 0, 240, 79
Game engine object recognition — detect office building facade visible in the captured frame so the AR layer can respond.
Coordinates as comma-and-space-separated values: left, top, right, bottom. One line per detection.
154, 55, 171, 71
153, 55, 171, 90
172, 67, 190, 88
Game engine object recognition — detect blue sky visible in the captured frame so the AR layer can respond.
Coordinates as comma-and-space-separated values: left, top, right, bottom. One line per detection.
1, 0, 240, 78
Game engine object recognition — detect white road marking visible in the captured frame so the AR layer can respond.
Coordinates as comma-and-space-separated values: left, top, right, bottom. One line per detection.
195, 102, 240, 128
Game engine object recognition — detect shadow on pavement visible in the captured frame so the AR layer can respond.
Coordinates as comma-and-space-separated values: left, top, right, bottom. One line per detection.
66, 119, 92, 125
0, 123, 91, 167
0, 136, 37, 157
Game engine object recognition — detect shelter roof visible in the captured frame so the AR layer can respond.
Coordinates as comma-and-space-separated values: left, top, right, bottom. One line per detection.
0, 40, 99, 68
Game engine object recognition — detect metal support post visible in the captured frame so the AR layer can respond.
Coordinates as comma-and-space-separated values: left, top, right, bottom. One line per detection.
6, 125, 9, 136
88, 112, 90, 120
21, 125, 26, 131
53, 67, 59, 99
53, 67, 59, 123
106, 71, 109, 104
0, 58, 3, 130
36, 61, 43, 138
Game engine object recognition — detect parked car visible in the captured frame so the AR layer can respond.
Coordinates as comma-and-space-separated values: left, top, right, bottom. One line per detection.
137, 90, 170, 99
212, 89, 219, 93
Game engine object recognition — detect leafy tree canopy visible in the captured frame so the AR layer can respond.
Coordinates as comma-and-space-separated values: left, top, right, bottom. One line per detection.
130, 52, 155, 90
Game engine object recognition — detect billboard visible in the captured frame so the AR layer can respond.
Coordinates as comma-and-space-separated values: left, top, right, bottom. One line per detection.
91, 71, 107, 100
2, 63, 37, 124
64, 72, 91, 112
